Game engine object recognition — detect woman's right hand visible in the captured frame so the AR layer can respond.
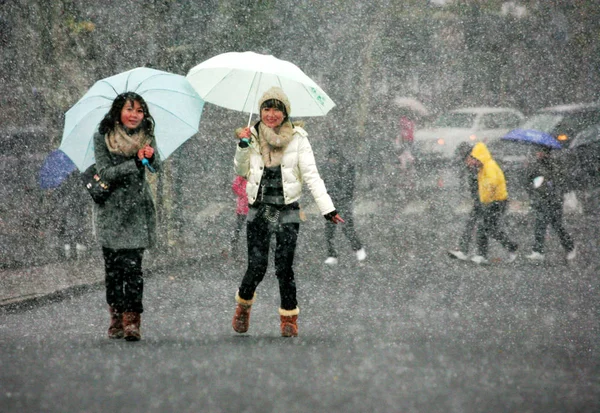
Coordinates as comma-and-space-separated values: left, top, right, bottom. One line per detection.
237, 127, 251, 139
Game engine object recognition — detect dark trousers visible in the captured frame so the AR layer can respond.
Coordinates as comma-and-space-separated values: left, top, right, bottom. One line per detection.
532, 202, 574, 254
477, 201, 518, 258
325, 201, 362, 257
230, 213, 247, 256
103, 247, 144, 313
459, 201, 482, 254
238, 218, 299, 311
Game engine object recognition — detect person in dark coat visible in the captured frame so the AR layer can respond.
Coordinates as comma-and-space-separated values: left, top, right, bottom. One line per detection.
448, 142, 481, 260
525, 146, 576, 261
93, 92, 161, 341
321, 148, 366, 264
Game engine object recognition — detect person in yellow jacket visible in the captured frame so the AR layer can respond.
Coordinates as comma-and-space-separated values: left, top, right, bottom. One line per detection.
466, 142, 518, 264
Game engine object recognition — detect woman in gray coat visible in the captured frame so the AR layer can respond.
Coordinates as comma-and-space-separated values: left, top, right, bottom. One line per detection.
94, 92, 161, 341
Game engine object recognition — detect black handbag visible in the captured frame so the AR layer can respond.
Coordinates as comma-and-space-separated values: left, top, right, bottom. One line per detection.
81, 164, 112, 204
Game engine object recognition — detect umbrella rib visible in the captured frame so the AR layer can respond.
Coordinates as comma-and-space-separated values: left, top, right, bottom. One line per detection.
193, 69, 235, 101
151, 105, 200, 132
96, 79, 120, 96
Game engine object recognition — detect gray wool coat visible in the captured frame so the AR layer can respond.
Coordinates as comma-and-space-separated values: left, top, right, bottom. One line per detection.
93, 132, 161, 250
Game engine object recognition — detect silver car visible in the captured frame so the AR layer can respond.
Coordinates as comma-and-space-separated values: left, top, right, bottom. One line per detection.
414, 107, 524, 163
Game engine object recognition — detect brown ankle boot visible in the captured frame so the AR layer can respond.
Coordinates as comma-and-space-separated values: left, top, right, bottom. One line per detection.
232, 292, 255, 333
123, 312, 141, 341
279, 307, 299, 337
108, 306, 124, 339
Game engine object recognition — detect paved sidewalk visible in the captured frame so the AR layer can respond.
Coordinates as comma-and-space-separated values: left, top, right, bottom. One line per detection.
0, 245, 215, 310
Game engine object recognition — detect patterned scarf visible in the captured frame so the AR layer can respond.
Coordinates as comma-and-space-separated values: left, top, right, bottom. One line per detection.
105, 124, 149, 157
258, 121, 294, 167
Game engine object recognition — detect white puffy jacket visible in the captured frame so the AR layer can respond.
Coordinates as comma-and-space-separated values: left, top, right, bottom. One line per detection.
234, 125, 335, 216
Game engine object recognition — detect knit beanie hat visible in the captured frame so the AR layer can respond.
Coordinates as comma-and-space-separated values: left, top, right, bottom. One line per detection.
258, 86, 291, 116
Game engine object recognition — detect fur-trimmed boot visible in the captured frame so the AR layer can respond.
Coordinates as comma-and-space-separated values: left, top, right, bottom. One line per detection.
279, 307, 300, 337
232, 292, 255, 333
108, 306, 124, 339
123, 312, 141, 341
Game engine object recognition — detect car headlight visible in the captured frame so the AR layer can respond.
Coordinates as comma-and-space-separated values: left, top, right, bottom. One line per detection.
437, 138, 445, 145
469, 134, 477, 141
557, 134, 568, 141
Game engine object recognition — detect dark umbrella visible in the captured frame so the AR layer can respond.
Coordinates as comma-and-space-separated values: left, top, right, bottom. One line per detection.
502, 129, 562, 149
39, 149, 77, 189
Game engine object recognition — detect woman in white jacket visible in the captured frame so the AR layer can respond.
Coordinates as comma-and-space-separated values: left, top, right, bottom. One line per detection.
232, 86, 343, 337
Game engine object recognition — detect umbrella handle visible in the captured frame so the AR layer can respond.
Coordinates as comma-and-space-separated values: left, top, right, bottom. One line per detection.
247, 110, 253, 128
141, 158, 156, 173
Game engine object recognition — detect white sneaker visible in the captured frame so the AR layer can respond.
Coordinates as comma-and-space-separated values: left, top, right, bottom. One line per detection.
355, 248, 367, 261
64, 244, 72, 259
324, 257, 338, 265
566, 246, 577, 261
448, 250, 469, 261
471, 255, 489, 265
525, 251, 545, 261
507, 252, 518, 263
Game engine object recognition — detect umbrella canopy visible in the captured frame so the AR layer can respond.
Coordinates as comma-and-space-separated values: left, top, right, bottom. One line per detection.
59, 67, 204, 171
501, 129, 562, 149
394, 96, 430, 117
186, 51, 335, 120
39, 149, 77, 189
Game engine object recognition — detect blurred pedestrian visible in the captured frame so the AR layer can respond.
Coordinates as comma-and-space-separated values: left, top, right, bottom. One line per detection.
53, 172, 90, 260
231, 86, 343, 337
230, 175, 248, 259
94, 92, 161, 341
321, 147, 366, 265
466, 142, 518, 265
525, 147, 576, 261
400, 111, 415, 150
448, 142, 481, 260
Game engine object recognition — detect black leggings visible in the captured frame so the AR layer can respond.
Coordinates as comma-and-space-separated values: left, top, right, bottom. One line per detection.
103, 247, 144, 313
238, 218, 299, 311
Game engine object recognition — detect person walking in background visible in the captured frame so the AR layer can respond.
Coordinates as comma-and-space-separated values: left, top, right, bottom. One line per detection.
466, 142, 518, 265
52, 171, 90, 260
321, 147, 366, 265
94, 92, 161, 341
230, 175, 248, 259
525, 146, 576, 261
448, 142, 481, 261
232, 86, 343, 338
398, 111, 415, 150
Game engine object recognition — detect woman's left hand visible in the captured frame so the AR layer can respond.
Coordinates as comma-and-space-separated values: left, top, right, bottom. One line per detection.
143, 145, 154, 159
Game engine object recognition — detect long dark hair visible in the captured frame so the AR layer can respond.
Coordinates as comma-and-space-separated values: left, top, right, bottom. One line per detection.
98, 92, 155, 137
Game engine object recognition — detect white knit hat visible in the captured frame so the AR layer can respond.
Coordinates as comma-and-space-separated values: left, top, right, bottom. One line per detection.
258, 86, 291, 116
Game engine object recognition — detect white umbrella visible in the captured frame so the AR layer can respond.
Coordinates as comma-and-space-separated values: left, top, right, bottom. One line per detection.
394, 96, 430, 117
186, 51, 335, 123
60, 67, 204, 171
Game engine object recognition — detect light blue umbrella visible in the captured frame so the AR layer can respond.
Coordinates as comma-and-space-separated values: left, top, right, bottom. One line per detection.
59, 67, 204, 171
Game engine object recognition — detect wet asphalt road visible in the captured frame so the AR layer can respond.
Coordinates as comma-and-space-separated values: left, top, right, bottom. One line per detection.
0, 173, 599, 413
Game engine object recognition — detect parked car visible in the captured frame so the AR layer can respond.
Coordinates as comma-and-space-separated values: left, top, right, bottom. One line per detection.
413, 107, 524, 163
559, 123, 600, 213
519, 102, 600, 148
